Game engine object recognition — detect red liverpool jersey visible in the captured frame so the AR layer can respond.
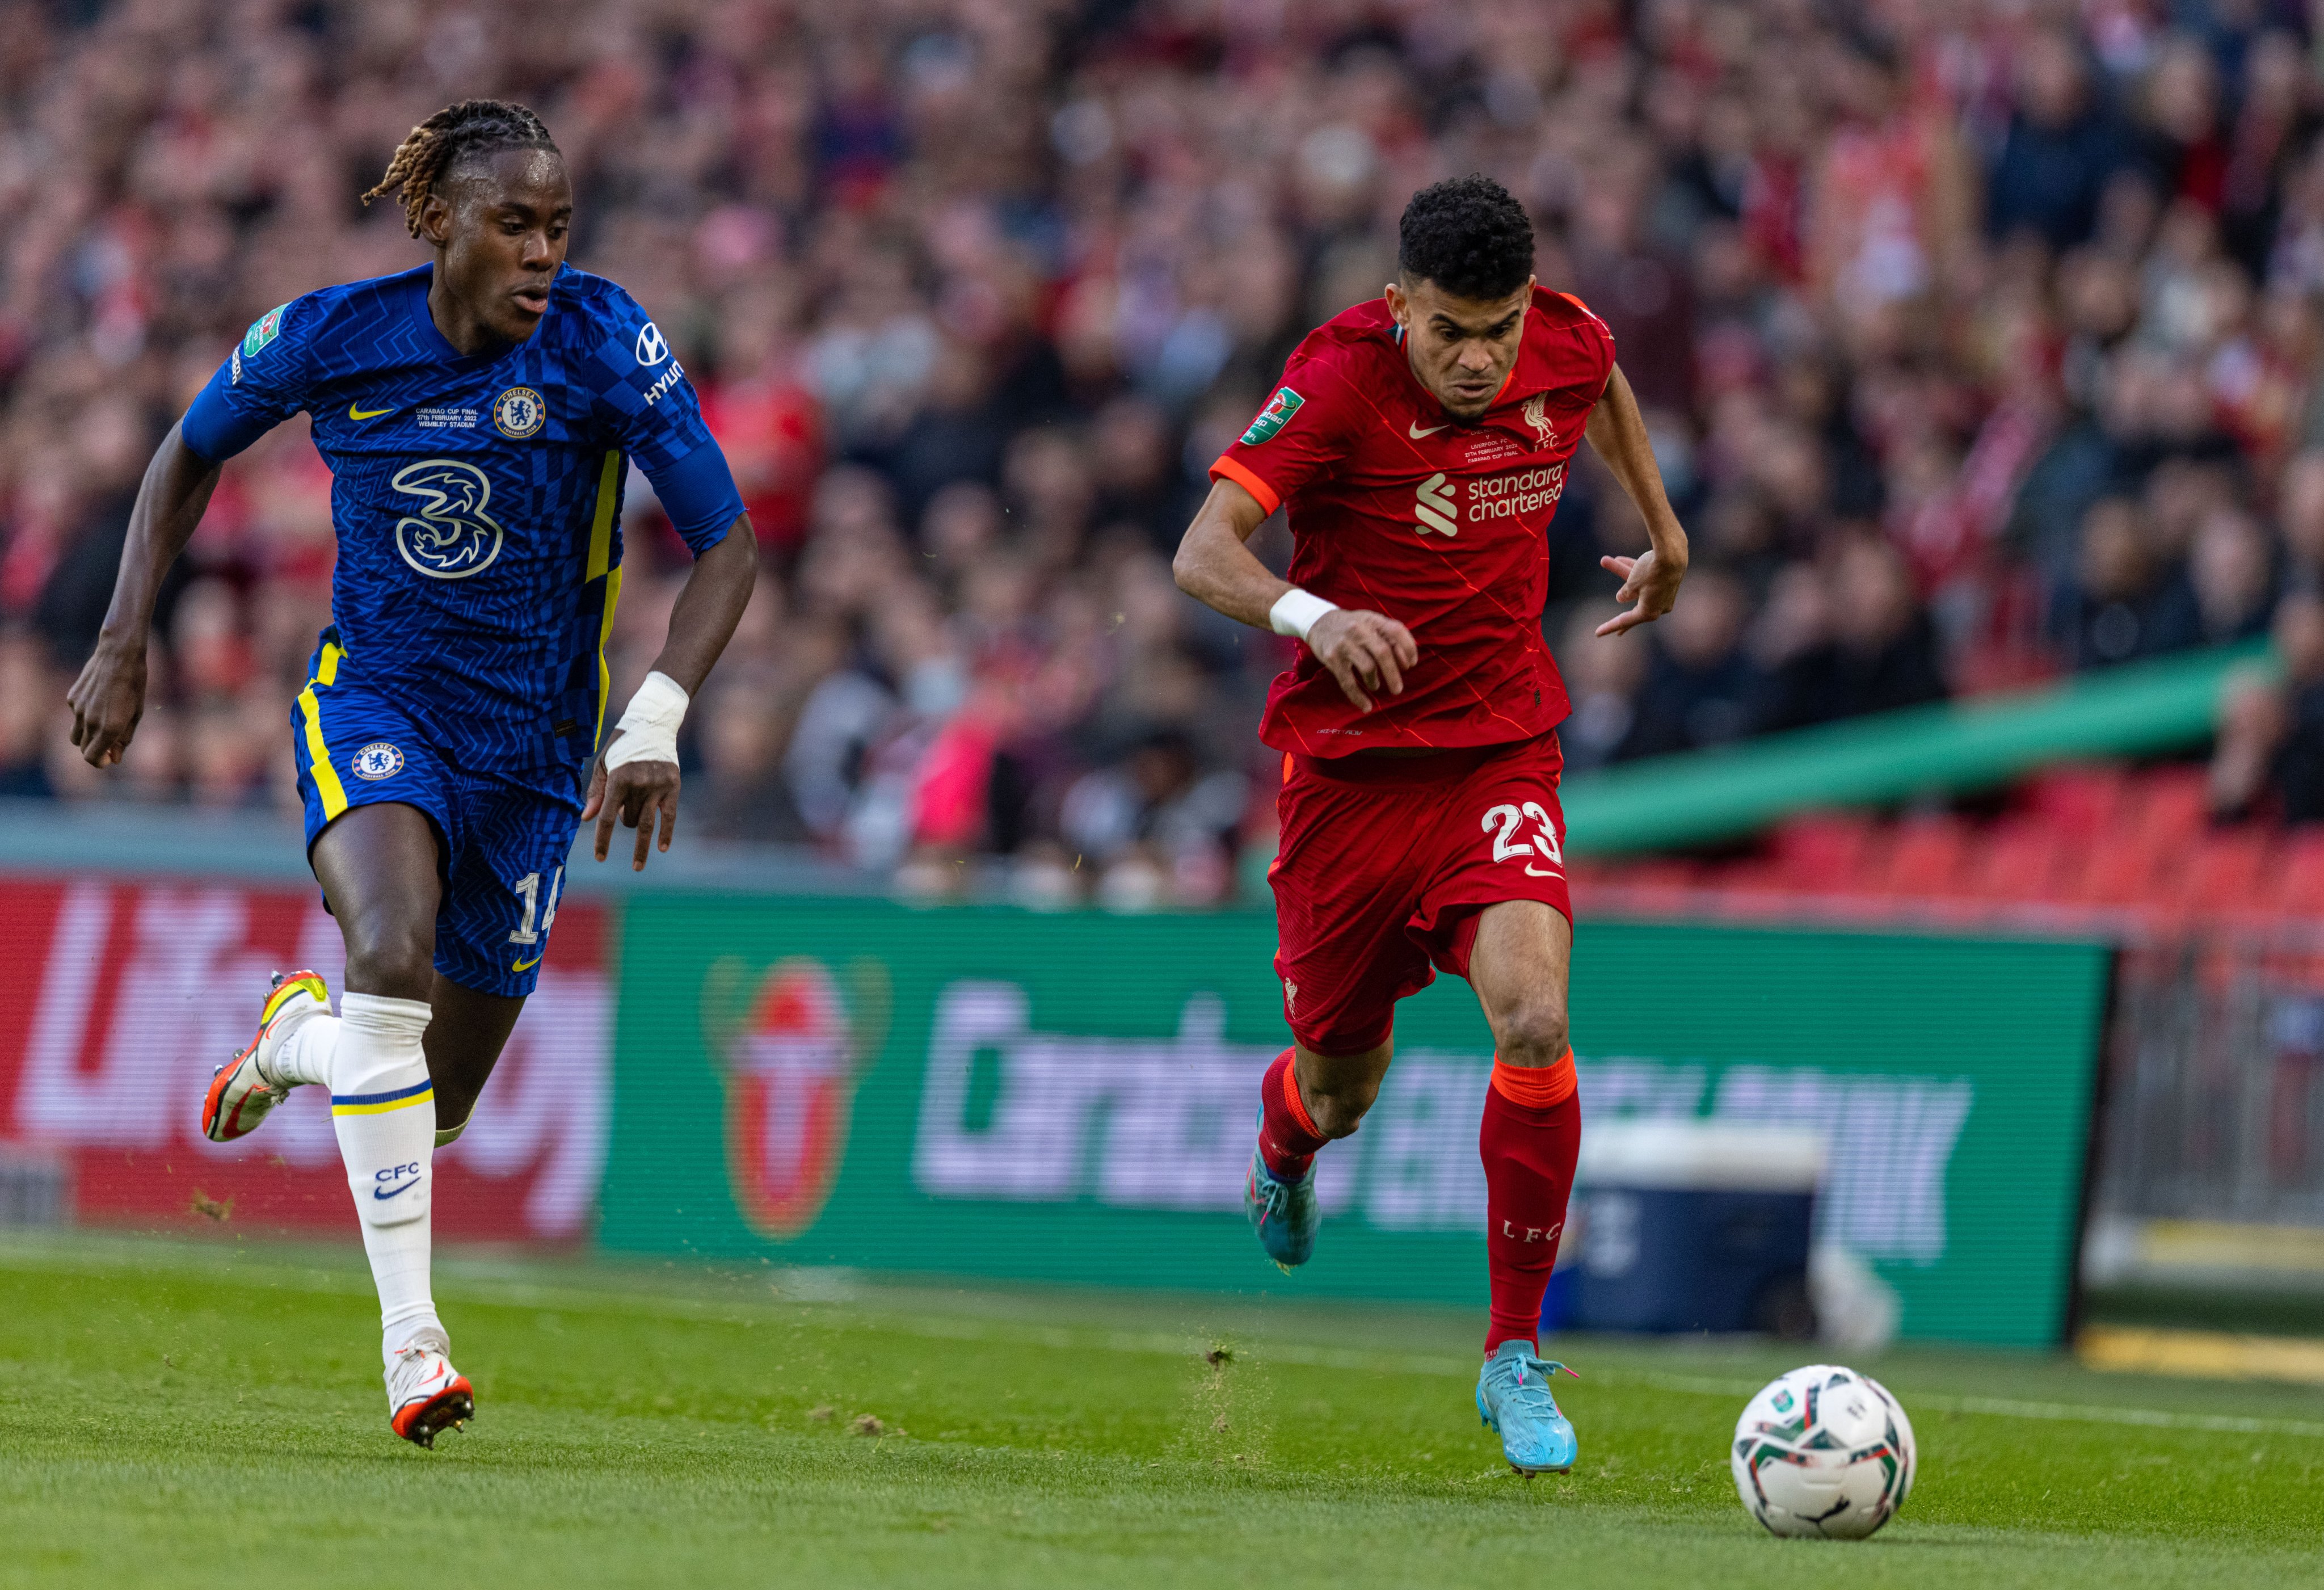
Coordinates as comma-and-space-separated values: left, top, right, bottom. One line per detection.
1211, 285, 1615, 755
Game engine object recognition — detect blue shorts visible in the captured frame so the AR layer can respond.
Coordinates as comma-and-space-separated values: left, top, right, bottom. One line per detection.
291, 633, 586, 999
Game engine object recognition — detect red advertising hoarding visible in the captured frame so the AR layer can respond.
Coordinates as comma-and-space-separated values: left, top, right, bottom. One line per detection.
0, 878, 608, 1245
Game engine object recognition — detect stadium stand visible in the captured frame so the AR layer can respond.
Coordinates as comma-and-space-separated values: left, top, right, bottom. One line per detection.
6, 2, 2324, 909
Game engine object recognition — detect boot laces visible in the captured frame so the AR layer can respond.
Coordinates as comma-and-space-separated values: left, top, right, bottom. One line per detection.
1496, 1353, 1578, 1420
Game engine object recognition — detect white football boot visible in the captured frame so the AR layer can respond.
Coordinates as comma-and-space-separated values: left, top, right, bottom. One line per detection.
200, 970, 331, 1143
386, 1328, 475, 1448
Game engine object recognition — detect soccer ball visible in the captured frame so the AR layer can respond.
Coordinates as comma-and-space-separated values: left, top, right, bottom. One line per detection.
1731, 1364, 1915, 1539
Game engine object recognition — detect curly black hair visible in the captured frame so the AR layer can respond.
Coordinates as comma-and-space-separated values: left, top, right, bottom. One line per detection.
363, 99, 559, 238
1397, 174, 1535, 301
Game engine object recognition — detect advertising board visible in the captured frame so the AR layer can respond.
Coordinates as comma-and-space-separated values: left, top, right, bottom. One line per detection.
604, 898, 2111, 1345
0, 878, 608, 1245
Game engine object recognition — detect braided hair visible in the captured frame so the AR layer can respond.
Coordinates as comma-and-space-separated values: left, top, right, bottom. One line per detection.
363, 99, 559, 238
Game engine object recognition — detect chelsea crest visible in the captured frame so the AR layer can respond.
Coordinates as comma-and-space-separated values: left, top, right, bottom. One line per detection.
492, 386, 545, 439
351, 742, 404, 781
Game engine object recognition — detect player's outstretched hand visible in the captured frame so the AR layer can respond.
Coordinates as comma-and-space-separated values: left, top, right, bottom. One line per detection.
1595, 548, 1687, 637
1308, 607, 1418, 714
66, 639, 148, 768
584, 739, 680, 872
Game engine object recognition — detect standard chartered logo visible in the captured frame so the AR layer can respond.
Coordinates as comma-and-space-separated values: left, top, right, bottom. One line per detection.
910, 979, 1974, 1259
1415, 465, 1569, 537
390, 459, 506, 580
1415, 472, 1458, 536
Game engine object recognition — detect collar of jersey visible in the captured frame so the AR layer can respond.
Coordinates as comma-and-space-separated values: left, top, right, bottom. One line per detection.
402, 261, 562, 366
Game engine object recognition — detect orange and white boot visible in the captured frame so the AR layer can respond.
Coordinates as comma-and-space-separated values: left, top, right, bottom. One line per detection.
200, 970, 331, 1143
386, 1330, 474, 1448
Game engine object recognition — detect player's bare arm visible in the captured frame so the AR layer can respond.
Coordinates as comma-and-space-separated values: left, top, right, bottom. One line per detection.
1584, 364, 1690, 637
1172, 477, 1417, 713
584, 516, 757, 870
65, 423, 223, 767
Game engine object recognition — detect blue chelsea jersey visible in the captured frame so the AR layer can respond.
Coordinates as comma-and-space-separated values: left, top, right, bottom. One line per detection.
182, 263, 744, 773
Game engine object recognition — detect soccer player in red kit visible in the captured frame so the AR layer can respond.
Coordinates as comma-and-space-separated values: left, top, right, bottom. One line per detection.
1173, 175, 1689, 1474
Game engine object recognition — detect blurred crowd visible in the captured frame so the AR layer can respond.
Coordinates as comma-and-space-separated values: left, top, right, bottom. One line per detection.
11, 0, 2324, 902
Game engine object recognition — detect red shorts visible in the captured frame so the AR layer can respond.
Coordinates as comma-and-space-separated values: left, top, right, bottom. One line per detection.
1269, 733, 1572, 1056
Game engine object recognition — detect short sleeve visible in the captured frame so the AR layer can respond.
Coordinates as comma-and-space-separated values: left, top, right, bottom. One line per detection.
583, 287, 740, 554
1209, 336, 1360, 516
1551, 291, 1618, 392
180, 299, 312, 462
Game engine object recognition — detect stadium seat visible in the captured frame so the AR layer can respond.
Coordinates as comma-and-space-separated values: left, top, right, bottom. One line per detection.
2020, 764, 2129, 835
1766, 813, 1877, 894
1963, 818, 2075, 903
1878, 816, 1972, 898
2264, 830, 2324, 922
2164, 828, 2271, 925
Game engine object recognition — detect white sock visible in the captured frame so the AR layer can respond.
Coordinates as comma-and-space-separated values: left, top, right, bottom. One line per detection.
268, 1013, 338, 1088
329, 992, 443, 1367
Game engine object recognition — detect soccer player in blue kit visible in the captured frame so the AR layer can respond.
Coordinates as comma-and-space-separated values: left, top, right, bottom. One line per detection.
65, 101, 758, 1447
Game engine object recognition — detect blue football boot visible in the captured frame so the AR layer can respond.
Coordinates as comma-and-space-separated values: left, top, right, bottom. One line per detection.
1476, 1340, 1579, 1474
1244, 1121, 1319, 1272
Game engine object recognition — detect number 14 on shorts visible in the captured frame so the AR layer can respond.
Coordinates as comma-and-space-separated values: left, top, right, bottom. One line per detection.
508, 866, 564, 946
1484, 802, 1561, 875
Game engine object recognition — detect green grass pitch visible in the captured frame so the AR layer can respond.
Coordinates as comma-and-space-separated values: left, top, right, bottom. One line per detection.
2, 1234, 2321, 1589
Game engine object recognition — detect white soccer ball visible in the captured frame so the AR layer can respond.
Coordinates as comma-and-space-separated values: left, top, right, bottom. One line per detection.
1731, 1364, 1915, 1539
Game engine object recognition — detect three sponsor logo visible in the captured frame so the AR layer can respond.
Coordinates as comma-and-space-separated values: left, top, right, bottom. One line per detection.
388, 458, 506, 580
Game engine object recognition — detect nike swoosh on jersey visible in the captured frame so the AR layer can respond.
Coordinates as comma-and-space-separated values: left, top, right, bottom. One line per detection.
348, 403, 395, 420
511, 953, 545, 972
373, 1177, 422, 1202
1408, 421, 1450, 439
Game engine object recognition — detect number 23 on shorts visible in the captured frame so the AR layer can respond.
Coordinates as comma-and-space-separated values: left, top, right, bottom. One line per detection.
1483, 801, 1562, 874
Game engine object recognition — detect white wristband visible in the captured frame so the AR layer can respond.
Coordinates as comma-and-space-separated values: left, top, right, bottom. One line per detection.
604, 670, 689, 770
1269, 587, 1339, 640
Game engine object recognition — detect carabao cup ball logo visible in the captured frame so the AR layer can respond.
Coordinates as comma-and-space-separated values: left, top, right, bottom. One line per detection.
389, 459, 505, 580
701, 956, 889, 1240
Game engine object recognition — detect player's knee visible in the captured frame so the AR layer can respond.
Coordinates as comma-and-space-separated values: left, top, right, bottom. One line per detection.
340, 917, 435, 1002
1494, 1000, 1569, 1070
1302, 1073, 1381, 1139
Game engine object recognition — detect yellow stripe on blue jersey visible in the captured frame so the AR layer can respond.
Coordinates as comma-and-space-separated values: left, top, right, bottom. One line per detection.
587, 449, 624, 750
298, 640, 348, 819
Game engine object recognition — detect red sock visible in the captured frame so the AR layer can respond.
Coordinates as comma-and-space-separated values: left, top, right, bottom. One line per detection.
1258, 1049, 1328, 1180
1480, 1052, 1582, 1355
